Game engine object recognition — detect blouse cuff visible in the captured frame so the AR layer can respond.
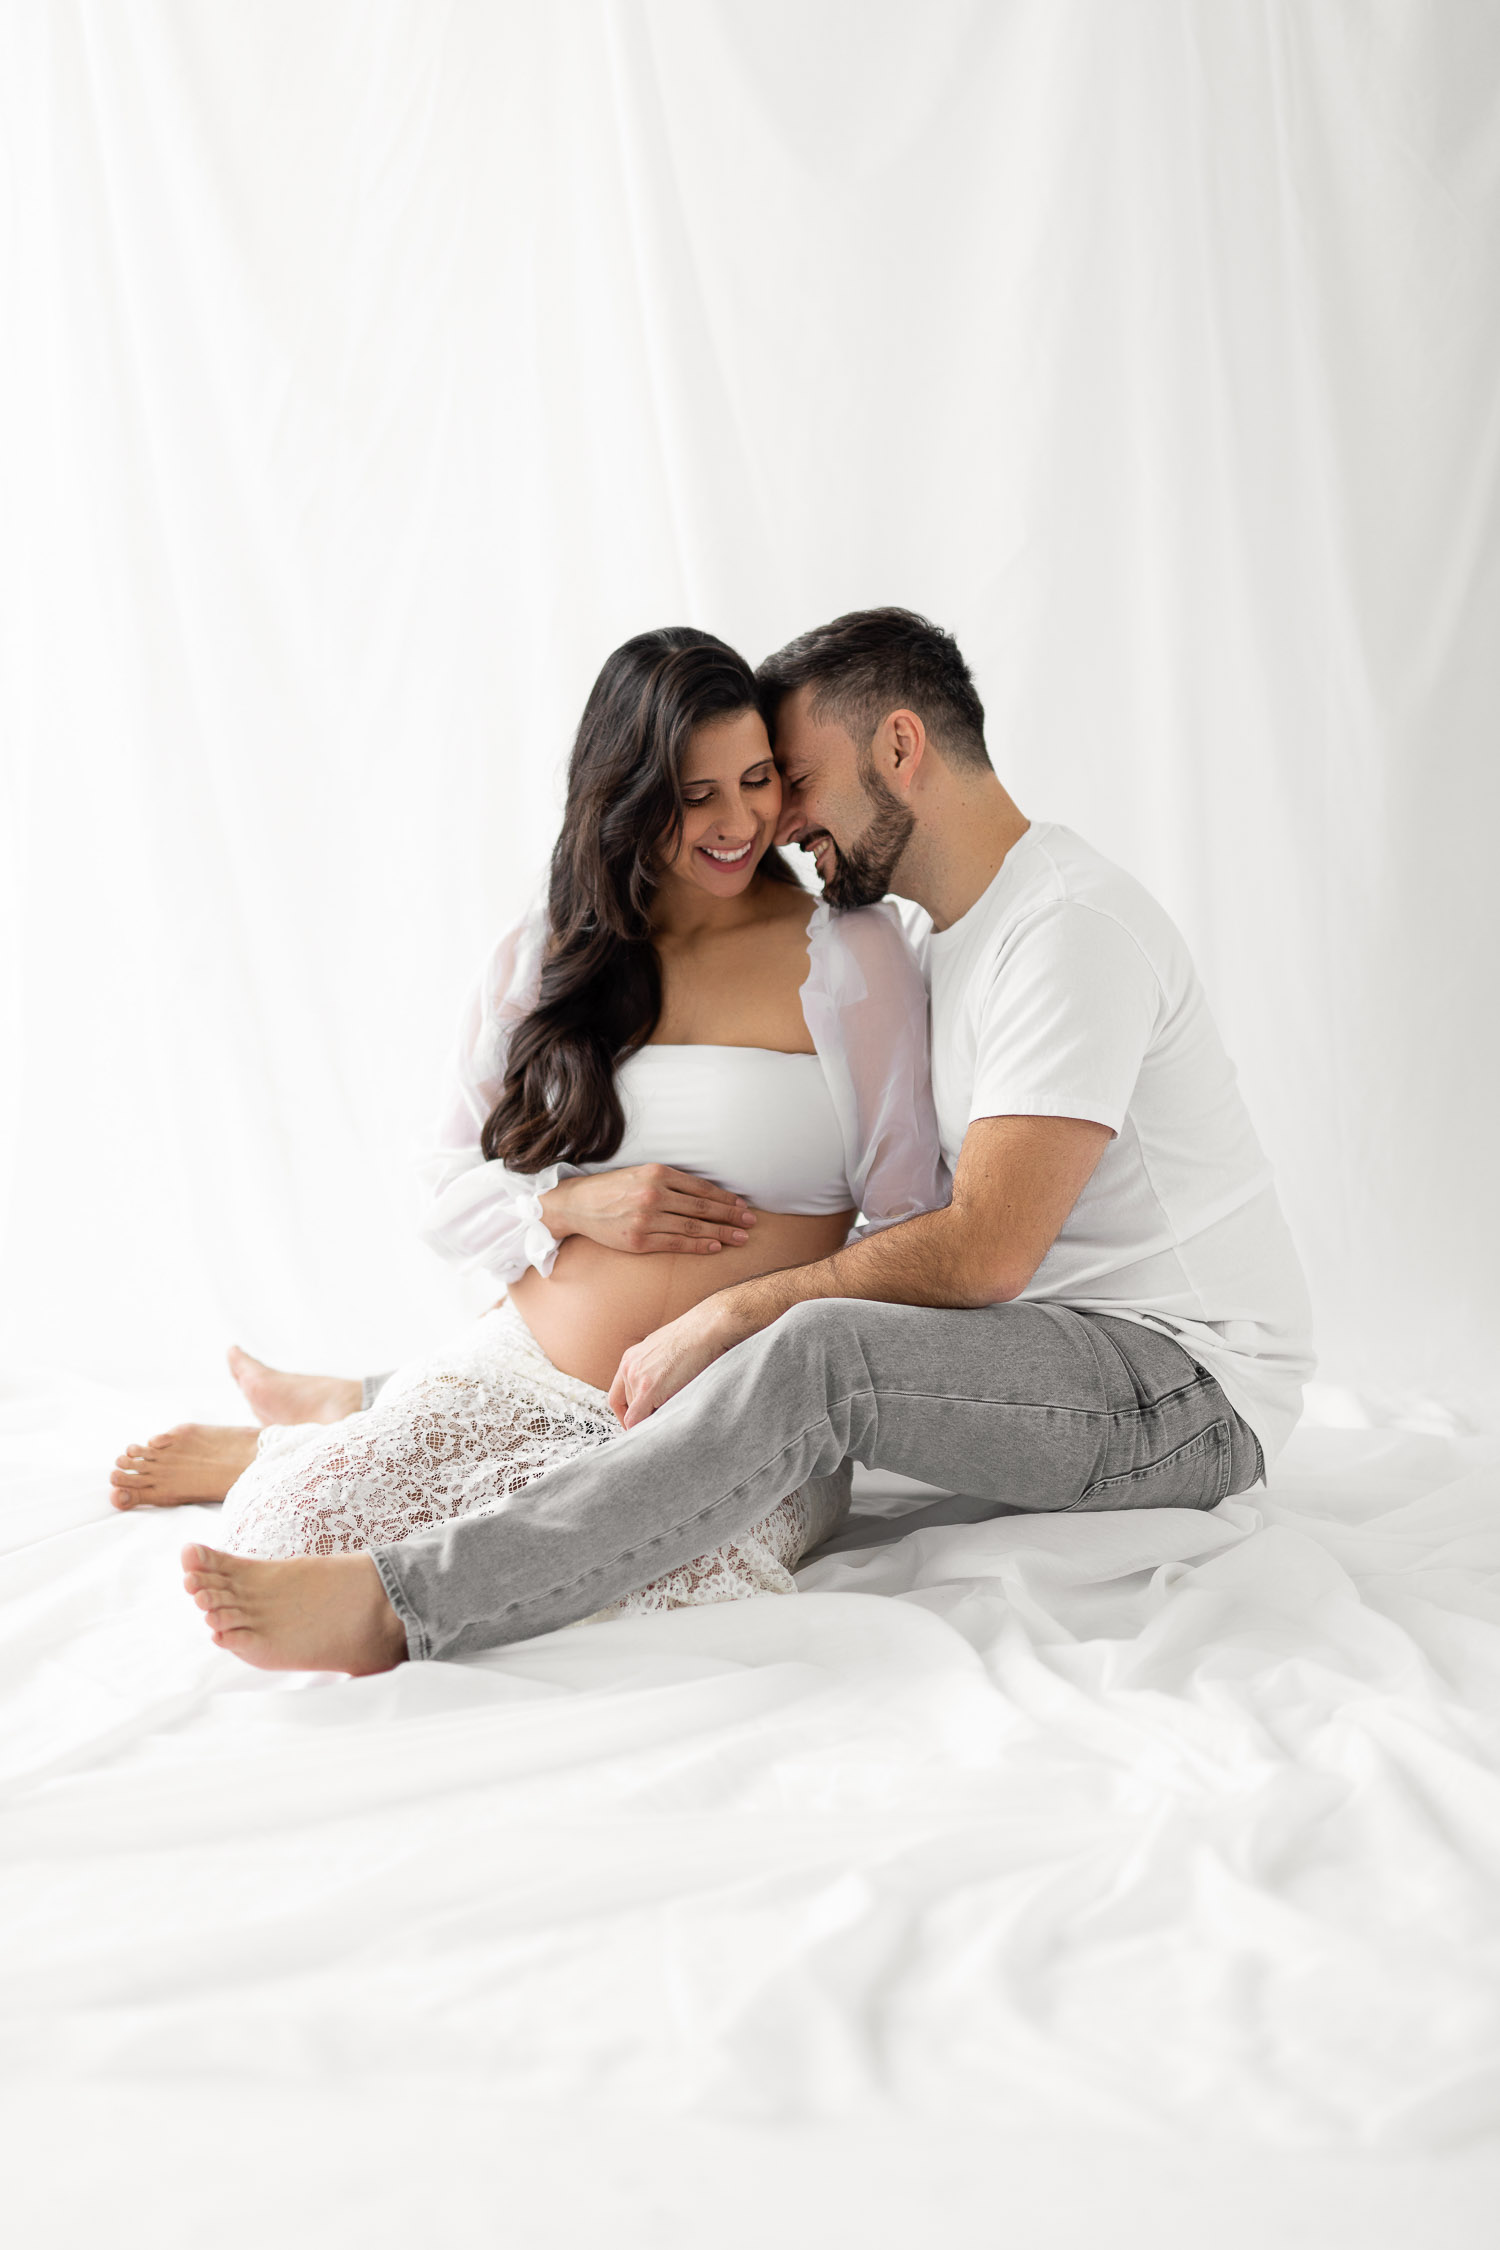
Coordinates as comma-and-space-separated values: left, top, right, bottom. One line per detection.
516, 1163, 574, 1278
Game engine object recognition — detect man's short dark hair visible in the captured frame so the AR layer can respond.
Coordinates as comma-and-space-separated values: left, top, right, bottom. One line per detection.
756, 607, 989, 770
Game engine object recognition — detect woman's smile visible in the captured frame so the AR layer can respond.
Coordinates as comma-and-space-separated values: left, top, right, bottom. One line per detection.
663, 710, 783, 898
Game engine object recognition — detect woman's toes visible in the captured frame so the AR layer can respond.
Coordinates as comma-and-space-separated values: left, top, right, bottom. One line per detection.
110, 1427, 254, 1509
182, 1546, 251, 1632
112, 1434, 173, 1480
201, 1596, 247, 1630
183, 1542, 233, 1586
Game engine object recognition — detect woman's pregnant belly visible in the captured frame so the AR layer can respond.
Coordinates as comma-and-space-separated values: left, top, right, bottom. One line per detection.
507, 1207, 856, 1393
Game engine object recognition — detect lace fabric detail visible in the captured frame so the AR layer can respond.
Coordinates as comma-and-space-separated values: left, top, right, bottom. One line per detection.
219, 1302, 833, 1619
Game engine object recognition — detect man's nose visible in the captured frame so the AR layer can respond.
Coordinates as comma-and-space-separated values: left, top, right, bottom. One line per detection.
774, 799, 806, 847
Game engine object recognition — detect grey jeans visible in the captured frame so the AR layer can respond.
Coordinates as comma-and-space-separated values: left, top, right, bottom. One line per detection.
371, 1297, 1264, 1663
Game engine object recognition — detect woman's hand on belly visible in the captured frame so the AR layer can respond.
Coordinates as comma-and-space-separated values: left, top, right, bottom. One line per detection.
509, 1207, 854, 1396
539, 1166, 756, 1255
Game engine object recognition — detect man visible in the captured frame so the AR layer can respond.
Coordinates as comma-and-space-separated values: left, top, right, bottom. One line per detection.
184, 608, 1313, 1672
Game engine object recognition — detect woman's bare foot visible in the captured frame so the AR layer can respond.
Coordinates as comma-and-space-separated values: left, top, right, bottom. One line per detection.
110, 1425, 260, 1509
181, 1544, 408, 1674
227, 1345, 362, 1428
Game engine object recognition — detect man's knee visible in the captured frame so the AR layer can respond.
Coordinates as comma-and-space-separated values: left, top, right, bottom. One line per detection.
766, 1296, 868, 1363
750, 1297, 904, 1403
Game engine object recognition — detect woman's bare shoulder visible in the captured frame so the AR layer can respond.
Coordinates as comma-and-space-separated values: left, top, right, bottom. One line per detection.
753, 875, 821, 931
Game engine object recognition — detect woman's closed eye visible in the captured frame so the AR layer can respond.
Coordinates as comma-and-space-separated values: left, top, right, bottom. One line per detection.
683, 773, 776, 807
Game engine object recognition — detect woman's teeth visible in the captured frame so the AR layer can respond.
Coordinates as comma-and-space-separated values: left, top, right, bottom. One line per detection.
701, 842, 753, 864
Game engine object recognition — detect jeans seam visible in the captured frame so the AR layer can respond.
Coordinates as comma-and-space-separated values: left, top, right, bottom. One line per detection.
802, 1386, 1122, 1417
1213, 1421, 1234, 1503
373, 1548, 431, 1661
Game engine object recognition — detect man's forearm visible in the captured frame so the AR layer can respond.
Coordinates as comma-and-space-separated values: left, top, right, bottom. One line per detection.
607, 1117, 1112, 1426
714, 1205, 994, 1350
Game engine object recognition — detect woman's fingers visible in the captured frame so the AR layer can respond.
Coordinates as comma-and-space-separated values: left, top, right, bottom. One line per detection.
656, 1170, 756, 1224
667, 1193, 757, 1226
661, 1213, 750, 1245
602, 1168, 757, 1252
632, 1219, 743, 1252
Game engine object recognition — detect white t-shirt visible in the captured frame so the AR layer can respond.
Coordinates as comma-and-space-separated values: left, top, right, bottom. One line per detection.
921, 822, 1314, 1466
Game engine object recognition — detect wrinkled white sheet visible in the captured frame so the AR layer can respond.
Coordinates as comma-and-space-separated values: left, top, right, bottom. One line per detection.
5, 1373, 1500, 2179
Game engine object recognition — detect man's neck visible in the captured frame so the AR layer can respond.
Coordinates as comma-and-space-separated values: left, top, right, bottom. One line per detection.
896, 773, 1031, 932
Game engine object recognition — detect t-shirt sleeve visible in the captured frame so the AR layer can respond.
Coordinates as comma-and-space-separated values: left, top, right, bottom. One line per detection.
968, 902, 1162, 1134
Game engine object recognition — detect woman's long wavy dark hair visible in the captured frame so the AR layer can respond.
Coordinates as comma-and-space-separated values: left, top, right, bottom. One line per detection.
482, 627, 797, 1173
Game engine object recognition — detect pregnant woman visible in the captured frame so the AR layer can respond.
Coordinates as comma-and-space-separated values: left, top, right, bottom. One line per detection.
111, 627, 946, 1616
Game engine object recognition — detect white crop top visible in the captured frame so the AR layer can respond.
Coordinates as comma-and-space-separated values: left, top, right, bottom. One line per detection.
419, 897, 948, 1283
608, 1046, 852, 1215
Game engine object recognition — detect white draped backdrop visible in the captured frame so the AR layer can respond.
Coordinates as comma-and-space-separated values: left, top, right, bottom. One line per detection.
3, 0, 1497, 1425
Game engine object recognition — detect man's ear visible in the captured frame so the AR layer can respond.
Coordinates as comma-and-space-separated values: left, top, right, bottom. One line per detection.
877, 709, 928, 797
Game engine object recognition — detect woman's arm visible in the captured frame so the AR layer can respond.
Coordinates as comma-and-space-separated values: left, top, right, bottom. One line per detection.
800, 900, 950, 1231
419, 913, 755, 1279
417, 912, 574, 1282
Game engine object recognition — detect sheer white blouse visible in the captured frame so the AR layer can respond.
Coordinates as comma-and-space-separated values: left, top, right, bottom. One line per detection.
418, 899, 949, 1285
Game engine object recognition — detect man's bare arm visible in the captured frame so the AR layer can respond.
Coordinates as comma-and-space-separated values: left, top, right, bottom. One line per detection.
608, 1114, 1112, 1425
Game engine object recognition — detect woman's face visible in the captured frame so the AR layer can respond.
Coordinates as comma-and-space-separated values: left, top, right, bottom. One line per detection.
659, 708, 783, 899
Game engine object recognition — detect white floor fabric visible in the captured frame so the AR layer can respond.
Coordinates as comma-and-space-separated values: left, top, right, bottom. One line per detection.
5, 1370, 1500, 2245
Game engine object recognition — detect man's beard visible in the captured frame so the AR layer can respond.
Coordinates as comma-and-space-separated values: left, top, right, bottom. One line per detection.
813, 765, 915, 910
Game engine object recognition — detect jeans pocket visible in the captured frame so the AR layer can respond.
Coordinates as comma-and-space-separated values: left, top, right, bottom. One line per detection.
1071, 1418, 1232, 1513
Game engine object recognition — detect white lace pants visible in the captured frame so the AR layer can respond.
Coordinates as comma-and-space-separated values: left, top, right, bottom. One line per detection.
218, 1302, 843, 1618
